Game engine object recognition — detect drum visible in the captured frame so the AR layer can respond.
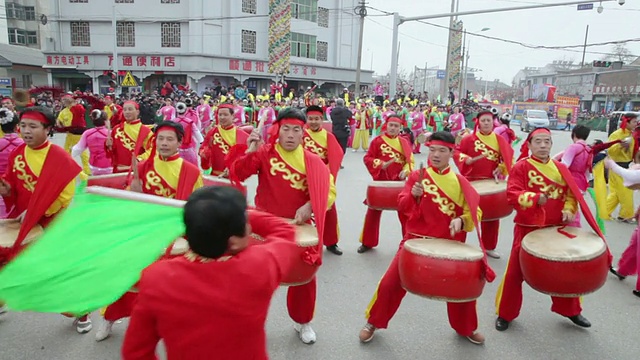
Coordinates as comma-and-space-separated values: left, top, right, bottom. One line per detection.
322, 121, 333, 133
167, 237, 189, 256
399, 238, 486, 302
87, 173, 128, 190
471, 179, 513, 221
366, 181, 405, 210
250, 222, 319, 287
240, 125, 254, 135
0, 219, 43, 248
520, 226, 609, 297
203, 175, 247, 196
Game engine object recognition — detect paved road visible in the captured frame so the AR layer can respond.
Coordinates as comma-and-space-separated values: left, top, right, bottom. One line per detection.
1, 129, 640, 360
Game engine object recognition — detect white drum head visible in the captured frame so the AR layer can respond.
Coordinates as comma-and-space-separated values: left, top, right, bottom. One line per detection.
87, 173, 126, 180
169, 237, 190, 255
0, 219, 43, 248
203, 175, 232, 185
404, 238, 483, 261
369, 181, 405, 188
522, 226, 606, 261
296, 224, 319, 247
471, 179, 507, 195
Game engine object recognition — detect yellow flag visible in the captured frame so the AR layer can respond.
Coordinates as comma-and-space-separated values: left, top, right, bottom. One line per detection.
593, 161, 609, 220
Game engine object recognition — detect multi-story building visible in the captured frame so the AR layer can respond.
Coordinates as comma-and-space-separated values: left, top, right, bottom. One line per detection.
4, 0, 51, 49
44, 0, 373, 95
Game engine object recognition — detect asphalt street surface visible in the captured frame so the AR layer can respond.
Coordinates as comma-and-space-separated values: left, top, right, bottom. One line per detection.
1, 129, 639, 360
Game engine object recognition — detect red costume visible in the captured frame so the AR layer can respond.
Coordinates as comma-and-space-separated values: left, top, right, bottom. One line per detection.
199, 125, 249, 176
303, 122, 344, 248
107, 120, 153, 173
122, 211, 301, 360
360, 123, 414, 249
455, 127, 513, 252
496, 129, 608, 322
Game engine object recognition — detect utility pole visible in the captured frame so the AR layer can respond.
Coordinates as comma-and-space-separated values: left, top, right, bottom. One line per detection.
423, 61, 428, 92
581, 25, 589, 67
458, 29, 466, 103
112, 5, 119, 95
354, 0, 367, 98
443, 0, 457, 98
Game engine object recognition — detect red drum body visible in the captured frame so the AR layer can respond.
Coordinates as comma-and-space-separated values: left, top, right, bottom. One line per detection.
322, 121, 333, 133
471, 179, 513, 221
203, 175, 247, 196
240, 125, 254, 135
520, 226, 609, 297
399, 238, 486, 302
87, 173, 128, 190
366, 181, 405, 210
250, 222, 319, 286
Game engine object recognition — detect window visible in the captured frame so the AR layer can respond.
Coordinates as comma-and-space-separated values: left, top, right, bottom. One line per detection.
6, 3, 16, 18
8, 29, 27, 45
117, 22, 135, 47
317, 7, 329, 28
316, 41, 328, 62
242, 0, 256, 14
115, 0, 134, 2
290, 32, 316, 59
25, 7, 36, 21
161, 22, 181, 47
161, 0, 180, 3
21, 74, 32, 88
27, 31, 38, 45
241, 30, 256, 54
69, 0, 88, 2
292, 0, 318, 22
70, 21, 91, 46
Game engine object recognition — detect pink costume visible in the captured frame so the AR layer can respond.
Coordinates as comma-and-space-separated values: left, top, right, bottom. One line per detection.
607, 162, 640, 291
258, 107, 276, 142
71, 126, 112, 176
197, 104, 212, 132
0, 133, 24, 218
411, 111, 425, 154
160, 105, 176, 122
325, 106, 335, 122
448, 113, 466, 137
374, 84, 384, 97
233, 106, 245, 127
174, 115, 205, 166
561, 140, 591, 227
494, 124, 516, 145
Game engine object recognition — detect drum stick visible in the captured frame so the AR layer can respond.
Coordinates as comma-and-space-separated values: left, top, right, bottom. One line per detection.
417, 162, 425, 204
86, 186, 185, 208
248, 113, 267, 153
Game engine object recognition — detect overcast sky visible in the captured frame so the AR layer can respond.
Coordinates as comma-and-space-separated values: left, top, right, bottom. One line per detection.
360, 0, 640, 85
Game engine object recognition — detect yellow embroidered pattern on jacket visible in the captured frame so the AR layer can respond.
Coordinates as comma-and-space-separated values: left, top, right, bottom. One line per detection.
114, 127, 135, 151
518, 191, 537, 208
474, 140, 499, 162
380, 144, 405, 164
144, 170, 176, 198
269, 157, 307, 191
303, 136, 327, 159
13, 155, 36, 192
373, 158, 382, 168
212, 132, 230, 154
527, 170, 564, 200
421, 177, 456, 217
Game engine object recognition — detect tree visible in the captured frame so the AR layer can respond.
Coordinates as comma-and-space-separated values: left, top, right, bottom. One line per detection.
605, 44, 635, 64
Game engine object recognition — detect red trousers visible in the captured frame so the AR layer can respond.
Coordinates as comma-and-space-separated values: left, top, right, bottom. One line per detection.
323, 204, 339, 247
617, 225, 640, 290
360, 208, 408, 248
286, 277, 316, 324
481, 220, 500, 251
496, 225, 582, 322
104, 291, 138, 321
365, 238, 478, 336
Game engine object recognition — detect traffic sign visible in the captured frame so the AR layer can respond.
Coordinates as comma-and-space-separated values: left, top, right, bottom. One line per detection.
121, 71, 138, 87
577, 3, 594, 10
436, 70, 446, 79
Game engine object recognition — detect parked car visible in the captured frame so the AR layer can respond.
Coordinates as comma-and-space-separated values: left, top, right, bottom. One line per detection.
520, 110, 550, 132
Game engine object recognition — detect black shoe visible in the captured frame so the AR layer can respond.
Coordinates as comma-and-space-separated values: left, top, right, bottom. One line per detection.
633, 290, 640, 298
495, 317, 509, 331
326, 245, 343, 256
567, 314, 591, 328
357, 245, 371, 254
609, 267, 626, 281
340, 165, 344, 169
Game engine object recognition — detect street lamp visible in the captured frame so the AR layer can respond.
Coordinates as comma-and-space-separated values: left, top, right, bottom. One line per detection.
460, 27, 490, 102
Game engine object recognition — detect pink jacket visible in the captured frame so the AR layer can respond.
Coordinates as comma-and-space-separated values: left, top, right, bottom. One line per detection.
258, 107, 276, 126
561, 140, 591, 192
197, 104, 212, 130
73, 126, 110, 169
0, 133, 24, 174
160, 106, 176, 121
411, 111, 425, 131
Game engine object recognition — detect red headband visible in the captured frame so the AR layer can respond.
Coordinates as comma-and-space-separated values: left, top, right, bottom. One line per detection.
306, 110, 324, 117
21, 111, 49, 124
279, 118, 305, 127
528, 127, 551, 139
517, 128, 552, 161
218, 103, 234, 110
427, 140, 455, 149
156, 124, 179, 135
124, 100, 139, 110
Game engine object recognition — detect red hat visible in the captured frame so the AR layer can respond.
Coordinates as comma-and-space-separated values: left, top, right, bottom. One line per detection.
517, 128, 551, 161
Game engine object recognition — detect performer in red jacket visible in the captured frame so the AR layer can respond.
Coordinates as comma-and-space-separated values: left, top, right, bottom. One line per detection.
303, 105, 344, 255
495, 128, 607, 331
229, 108, 335, 345
122, 187, 302, 360
359, 131, 492, 345
106, 101, 154, 173
200, 104, 249, 176
358, 115, 414, 253
454, 110, 513, 259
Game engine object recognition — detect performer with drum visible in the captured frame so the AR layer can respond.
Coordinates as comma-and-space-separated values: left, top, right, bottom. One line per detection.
0, 106, 90, 333
455, 110, 513, 259
229, 108, 335, 344
358, 115, 414, 254
106, 101, 154, 174
95, 121, 204, 342
122, 187, 302, 360
200, 104, 250, 177
495, 128, 601, 331
359, 131, 491, 345
303, 105, 344, 255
